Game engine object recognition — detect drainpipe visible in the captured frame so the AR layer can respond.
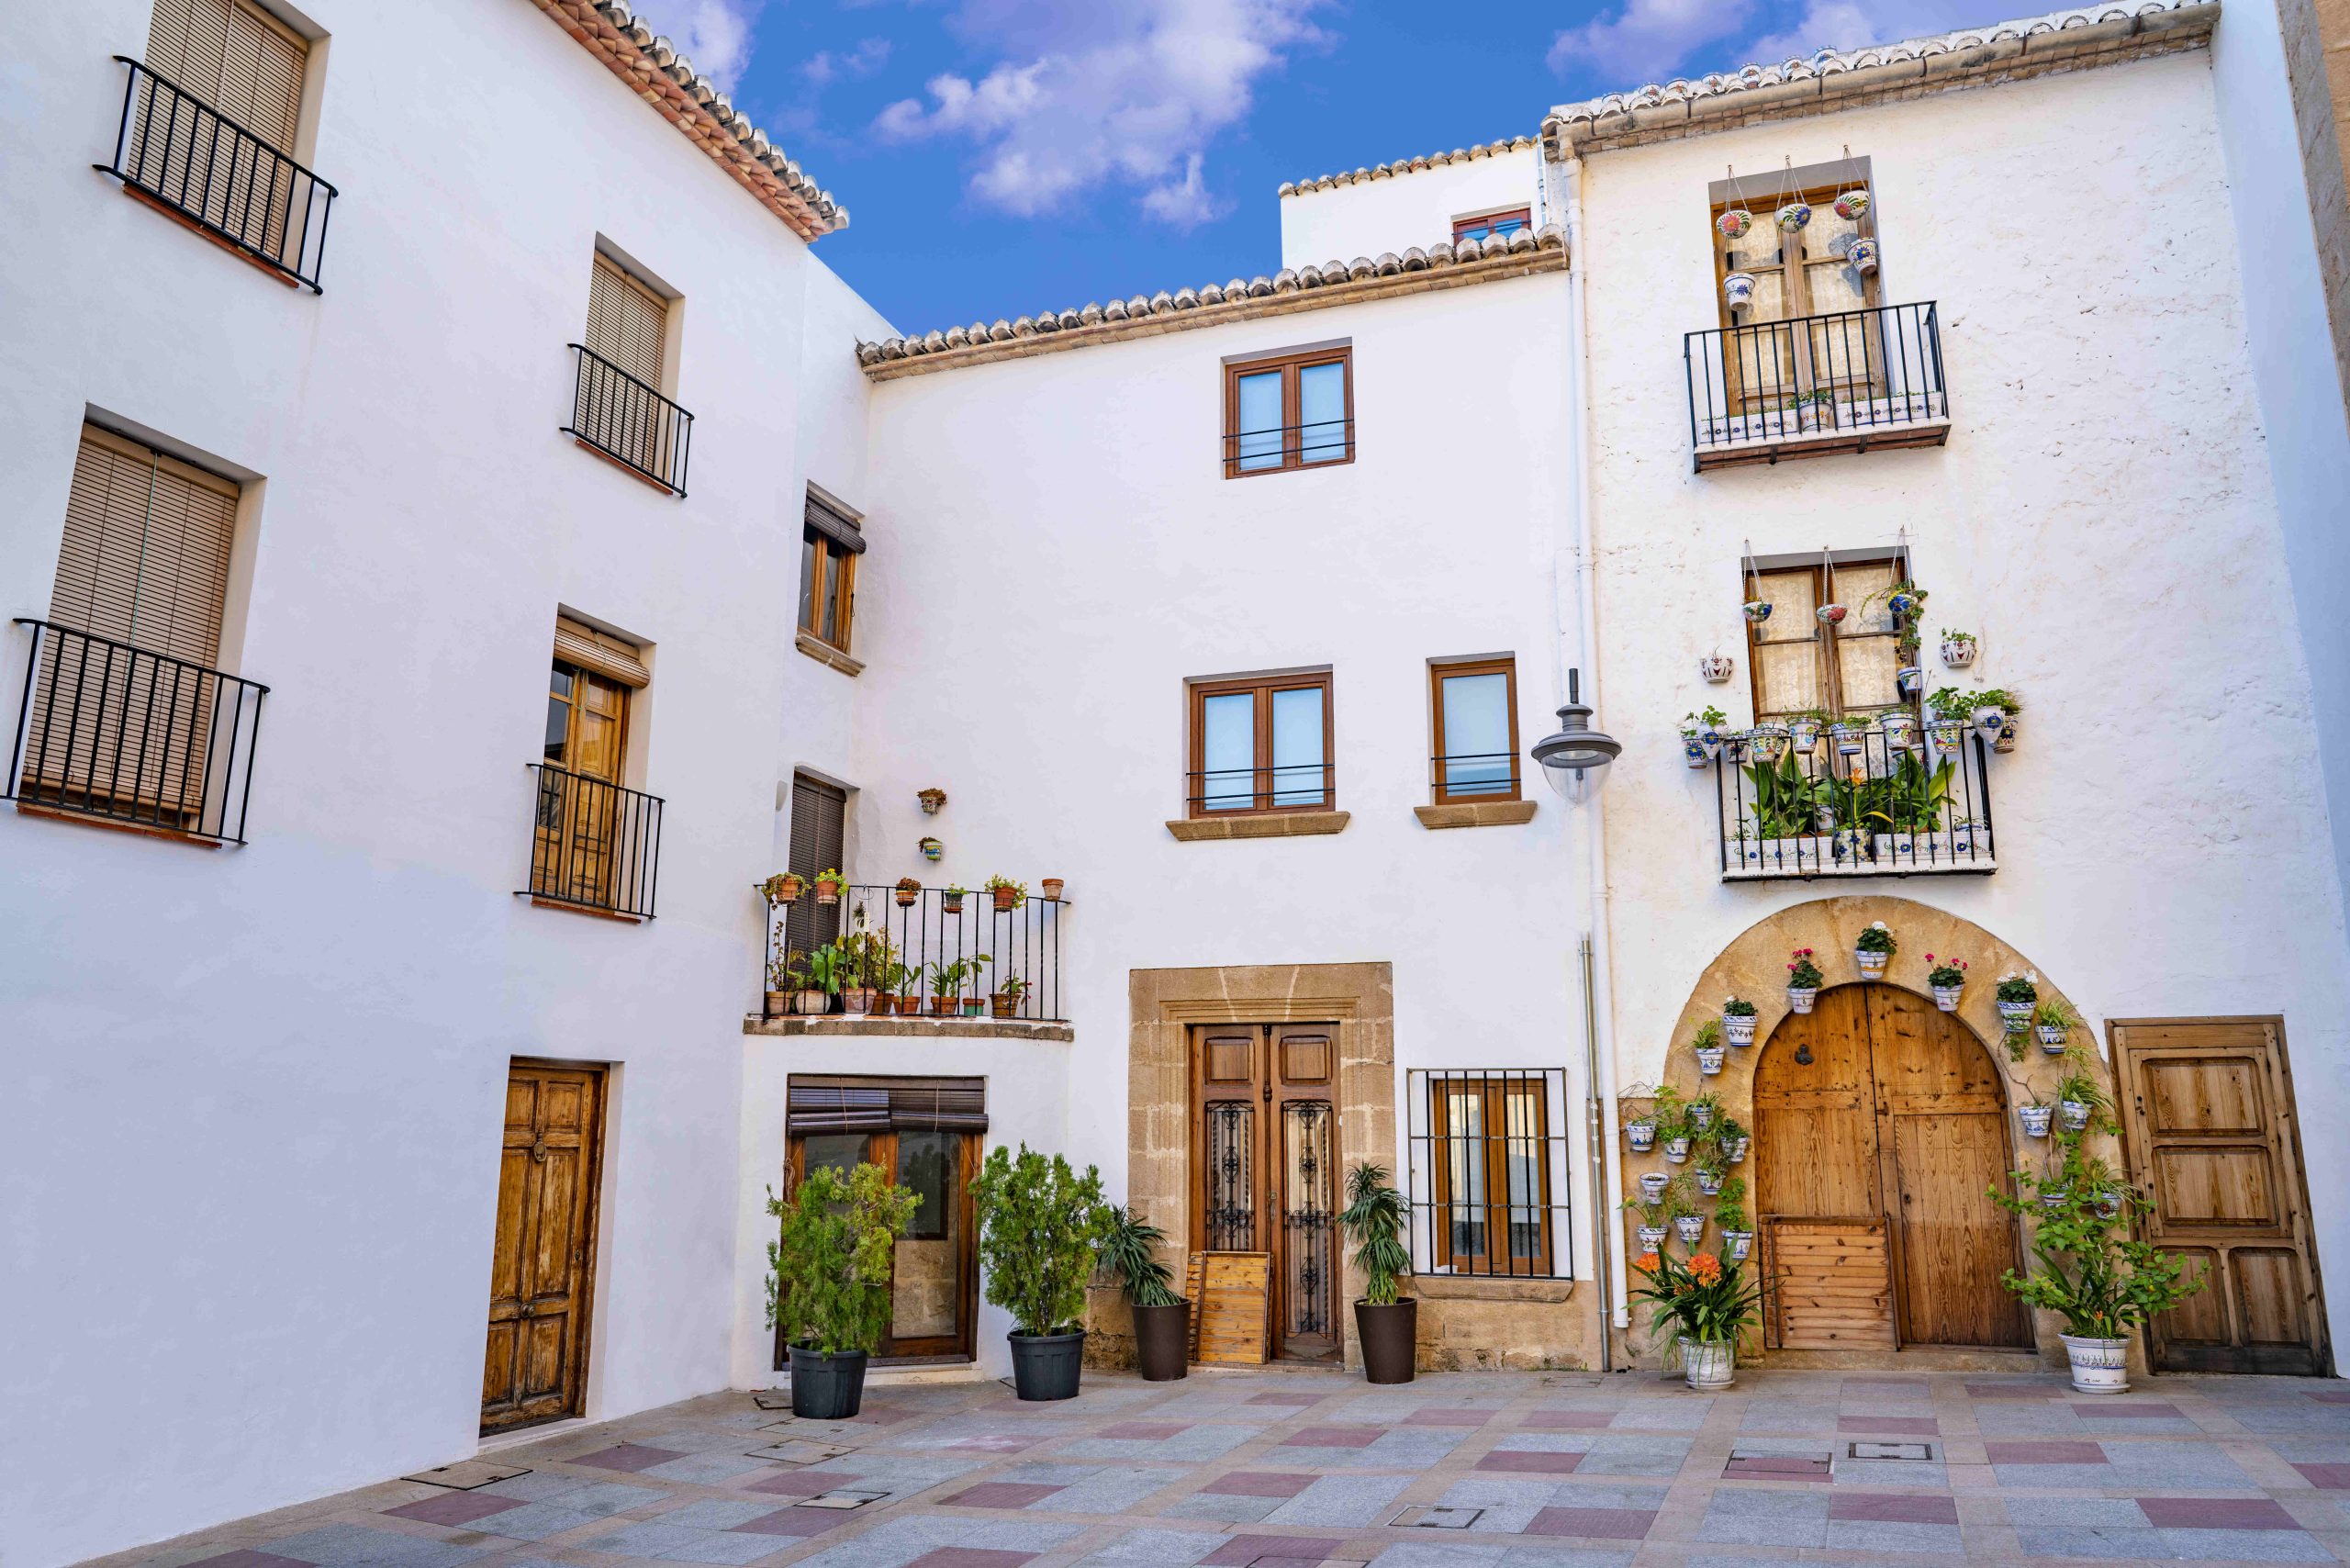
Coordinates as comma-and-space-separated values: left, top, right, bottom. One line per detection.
1552, 149, 1630, 1353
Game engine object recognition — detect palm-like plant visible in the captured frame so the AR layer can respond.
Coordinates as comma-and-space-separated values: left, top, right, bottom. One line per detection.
1098, 1204, 1181, 1307
1339, 1161, 1411, 1305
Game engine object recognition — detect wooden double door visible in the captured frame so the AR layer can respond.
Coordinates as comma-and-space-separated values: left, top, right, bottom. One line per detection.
1191, 1023, 1339, 1362
482, 1061, 606, 1433
1756, 985, 2029, 1350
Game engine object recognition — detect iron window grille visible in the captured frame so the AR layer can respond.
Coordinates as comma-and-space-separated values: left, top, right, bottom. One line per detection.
6, 618, 268, 845
1405, 1068, 1574, 1280
1718, 725, 1997, 880
763, 882, 1069, 1024
1684, 301, 1946, 467
562, 344, 694, 497
96, 57, 337, 292
521, 762, 664, 918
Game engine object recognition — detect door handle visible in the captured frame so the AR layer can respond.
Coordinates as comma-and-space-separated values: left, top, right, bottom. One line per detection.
519, 1301, 536, 1317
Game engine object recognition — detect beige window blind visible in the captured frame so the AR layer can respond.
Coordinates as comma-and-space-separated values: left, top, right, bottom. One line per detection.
1745, 556, 1908, 722
586, 256, 669, 389
553, 614, 650, 689
139, 0, 308, 258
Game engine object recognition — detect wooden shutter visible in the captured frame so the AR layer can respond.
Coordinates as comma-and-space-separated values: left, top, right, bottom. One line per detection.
784, 773, 847, 959
586, 256, 668, 389
1748, 567, 1824, 721
553, 615, 650, 689
141, 0, 307, 253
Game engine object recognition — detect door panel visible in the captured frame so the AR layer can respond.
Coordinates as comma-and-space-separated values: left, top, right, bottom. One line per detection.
2114, 1020, 2330, 1374
1889, 1109, 2025, 1347
482, 1062, 605, 1434
1763, 1219, 1894, 1349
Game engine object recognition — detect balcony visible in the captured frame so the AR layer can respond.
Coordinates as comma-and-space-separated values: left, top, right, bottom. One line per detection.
1684, 301, 1948, 471
520, 763, 664, 919
97, 58, 338, 292
757, 880, 1069, 1025
6, 619, 269, 846
562, 345, 694, 497
1712, 721, 1997, 881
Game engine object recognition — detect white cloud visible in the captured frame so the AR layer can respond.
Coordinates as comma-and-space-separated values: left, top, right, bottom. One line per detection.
871, 0, 1327, 223
1546, 0, 1754, 82
802, 37, 892, 86
642, 0, 767, 92
1745, 0, 1956, 61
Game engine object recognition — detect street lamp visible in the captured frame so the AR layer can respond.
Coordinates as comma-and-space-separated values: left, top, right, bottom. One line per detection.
1531, 668, 1620, 800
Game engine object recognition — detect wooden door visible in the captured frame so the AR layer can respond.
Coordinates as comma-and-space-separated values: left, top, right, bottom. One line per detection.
782, 774, 846, 963
534, 660, 629, 905
1757, 984, 2025, 1350
483, 1061, 605, 1434
781, 1128, 979, 1362
2113, 1019, 2332, 1375
1191, 1023, 1339, 1361
1711, 180, 1883, 417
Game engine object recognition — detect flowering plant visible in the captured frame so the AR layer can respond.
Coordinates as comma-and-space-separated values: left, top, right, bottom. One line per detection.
1925, 954, 1968, 988
1628, 1248, 1766, 1346
1997, 970, 2040, 1005
1854, 921, 1897, 956
1786, 948, 1824, 989
1721, 995, 1758, 1017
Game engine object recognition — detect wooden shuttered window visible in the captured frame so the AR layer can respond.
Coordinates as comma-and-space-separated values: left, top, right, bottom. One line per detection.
139, 0, 308, 256
1712, 179, 1883, 417
1745, 556, 1909, 723
799, 494, 864, 654
28, 427, 238, 815
579, 255, 673, 476
783, 773, 847, 960
586, 255, 669, 389
1427, 1076, 1554, 1276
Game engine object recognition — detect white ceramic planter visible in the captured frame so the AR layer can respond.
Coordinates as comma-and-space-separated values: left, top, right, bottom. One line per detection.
2060, 1333, 2131, 1394
1636, 1224, 1667, 1250
1695, 1168, 1723, 1195
1787, 986, 1818, 1014
1880, 712, 1917, 749
1855, 949, 1889, 980
1673, 1215, 1706, 1245
1723, 271, 1757, 310
1663, 1137, 1691, 1164
2061, 1099, 2091, 1131
1682, 734, 1707, 768
1930, 983, 1964, 1012
1688, 1103, 1714, 1132
1927, 719, 1965, 757
1723, 1136, 1751, 1163
1700, 654, 1734, 683
1639, 1170, 1670, 1202
1723, 1231, 1753, 1262
1627, 1120, 1657, 1152
1722, 1012, 1757, 1045
1997, 1000, 2033, 1031
1680, 1336, 1737, 1391
1973, 705, 2008, 738
1941, 637, 1977, 667
1696, 1045, 1726, 1076
2038, 1025, 2070, 1052
1788, 719, 1822, 750
2020, 1104, 2053, 1137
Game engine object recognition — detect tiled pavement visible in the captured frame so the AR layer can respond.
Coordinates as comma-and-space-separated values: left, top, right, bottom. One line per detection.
87, 1368, 2350, 1568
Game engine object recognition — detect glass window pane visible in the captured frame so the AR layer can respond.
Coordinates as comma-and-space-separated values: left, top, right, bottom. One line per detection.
1270, 686, 1326, 806
798, 536, 819, 632
1440, 671, 1511, 795
1446, 1089, 1486, 1259
1298, 362, 1347, 464
1504, 1088, 1546, 1261
1201, 691, 1254, 811
1235, 371, 1282, 471
800, 1133, 871, 1179
544, 692, 570, 764
890, 1130, 964, 1343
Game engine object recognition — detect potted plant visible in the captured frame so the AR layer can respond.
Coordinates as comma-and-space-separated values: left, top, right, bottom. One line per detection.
813, 868, 845, 905
985, 875, 1027, 913
757, 871, 805, 905
1665, 1175, 1706, 1246
1692, 1018, 1726, 1077
1099, 1204, 1188, 1382
926, 958, 964, 1015
894, 876, 922, 907
1996, 970, 2039, 1034
765, 1161, 920, 1418
764, 950, 797, 1019
837, 924, 888, 1016
2055, 1051, 2108, 1134
1339, 1161, 1416, 1383
895, 960, 928, 1017
1041, 877, 1065, 902
1853, 921, 1896, 980
1992, 1088, 2208, 1393
1785, 709, 1828, 752
1715, 1177, 1753, 1261
1925, 953, 1968, 1011
990, 973, 1029, 1019
971, 1144, 1109, 1400
1680, 707, 1727, 768
1687, 1092, 1718, 1133
917, 787, 947, 815
1625, 1112, 1657, 1152
1720, 996, 1759, 1046
1638, 1170, 1670, 1203
1968, 687, 2022, 740
2020, 1097, 2054, 1139
802, 944, 852, 1015
1629, 1246, 1765, 1391
1627, 1194, 1668, 1252
1941, 630, 1978, 667
942, 884, 968, 915
1741, 596, 1773, 623
1662, 1115, 1692, 1165
1786, 948, 1823, 1013
1716, 1115, 1751, 1164
2033, 998, 2082, 1053
1694, 1162, 1723, 1197
919, 836, 944, 861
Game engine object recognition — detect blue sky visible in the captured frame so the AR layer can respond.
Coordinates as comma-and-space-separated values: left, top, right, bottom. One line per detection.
636, 0, 1975, 331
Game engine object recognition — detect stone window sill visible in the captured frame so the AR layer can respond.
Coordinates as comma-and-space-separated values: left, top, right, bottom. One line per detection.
744, 1015, 1073, 1043
526, 895, 644, 924
1415, 801, 1539, 830
16, 800, 223, 848
1166, 811, 1350, 842
1412, 1273, 1576, 1304
795, 630, 865, 677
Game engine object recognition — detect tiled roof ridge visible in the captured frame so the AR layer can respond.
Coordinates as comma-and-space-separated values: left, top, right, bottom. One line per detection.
1541, 0, 2210, 147
527, 0, 845, 240
855, 224, 1567, 374
1278, 137, 1542, 197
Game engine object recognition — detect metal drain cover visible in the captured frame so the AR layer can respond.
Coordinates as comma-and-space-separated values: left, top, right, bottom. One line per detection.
1390, 1506, 1482, 1529
796, 1488, 890, 1510
1846, 1440, 1935, 1462
752, 1390, 796, 1410
404, 1461, 529, 1490
746, 1439, 857, 1464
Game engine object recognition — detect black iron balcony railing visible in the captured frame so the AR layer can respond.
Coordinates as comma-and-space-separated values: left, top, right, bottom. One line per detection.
563, 344, 693, 497
762, 880, 1068, 1024
1221, 417, 1356, 476
6, 619, 268, 845
1405, 1068, 1573, 1281
1715, 721, 1997, 880
1684, 300, 1947, 469
1184, 761, 1337, 815
522, 763, 664, 918
97, 57, 338, 292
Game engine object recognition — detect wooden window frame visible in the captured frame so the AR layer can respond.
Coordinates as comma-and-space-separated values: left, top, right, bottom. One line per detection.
1427, 1075, 1554, 1277
1710, 179, 1882, 331
799, 531, 856, 655
1452, 207, 1531, 242
1741, 551, 1914, 724
1222, 347, 1354, 478
1185, 670, 1334, 817
783, 1128, 979, 1363
1429, 655, 1520, 804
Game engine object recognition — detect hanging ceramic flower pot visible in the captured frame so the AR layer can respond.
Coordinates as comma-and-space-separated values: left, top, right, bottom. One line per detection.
1941, 634, 1977, 667
1931, 982, 1964, 1012
1700, 654, 1735, 683
1716, 207, 1755, 240
1994, 718, 2019, 754
1698, 724, 1725, 761
1639, 1170, 1670, 1202
1896, 665, 1924, 696
1855, 950, 1889, 981
1776, 199, 1812, 232
1751, 722, 1790, 762
2020, 1103, 2053, 1138
1721, 1006, 1758, 1046
1663, 1135, 1691, 1164
1636, 1223, 1668, 1250
1829, 722, 1865, 757
1848, 237, 1879, 275
1626, 1118, 1657, 1152
1695, 1167, 1723, 1196
1880, 711, 1918, 749
1688, 1103, 1714, 1132
1786, 984, 1818, 1014
1673, 1214, 1707, 1245
2039, 1025, 2071, 1054
1723, 271, 1757, 311
1834, 185, 1871, 220
1973, 704, 2009, 738
2040, 1186, 2070, 1209
1742, 599, 1774, 624
1680, 724, 1708, 769
1926, 718, 1964, 757
1787, 716, 1822, 751
1816, 601, 1849, 625
1723, 1230, 1754, 1263
1723, 1135, 1751, 1162
2060, 1098, 2092, 1132
1721, 733, 1751, 766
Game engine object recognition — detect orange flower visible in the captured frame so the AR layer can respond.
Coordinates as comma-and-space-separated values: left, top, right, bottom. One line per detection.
1688, 1252, 1723, 1285
1634, 1250, 1662, 1274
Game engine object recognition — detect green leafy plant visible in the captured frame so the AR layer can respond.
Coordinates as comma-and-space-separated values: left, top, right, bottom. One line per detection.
756, 871, 805, 903
1971, 687, 2022, 715
1721, 997, 1758, 1018
1786, 948, 1824, 990
1925, 954, 1968, 988
893, 960, 927, 1000
1713, 1113, 1749, 1150
1924, 687, 1977, 723
995, 973, 1029, 1002
1740, 747, 1829, 838
1660, 1173, 1701, 1225
1942, 629, 1977, 648
1645, 1082, 1690, 1143
1997, 971, 2040, 1005
1855, 921, 1896, 956
1692, 1018, 1721, 1052
2034, 999, 2084, 1033
971, 1144, 1110, 1336
1628, 1247, 1766, 1345
1339, 1161, 1413, 1306
983, 875, 1028, 908
1681, 705, 1729, 733
1714, 1176, 1751, 1235
804, 943, 852, 994
1097, 1204, 1181, 1307
931, 954, 992, 997
1624, 1193, 1665, 1229
767, 949, 808, 991
766, 1162, 921, 1354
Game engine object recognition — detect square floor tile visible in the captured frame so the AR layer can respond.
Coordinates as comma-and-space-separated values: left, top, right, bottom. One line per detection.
1827, 1494, 1957, 1525
747, 1468, 853, 1497
1834, 1416, 1937, 1436
1203, 1537, 1348, 1567
570, 1443, 688, 1473
2073, 1402, 2179, 1418
1102, 1423, 1192, 1441
732, 1508, 847, 1538
1985, 1439, 2105, 1464
1283, 1427, 1381, 1450
2137, 1497, 2300, 1529
584, 1520, 791, 1565
1519, 1413, 1612, 1432
1478, 1453, 1583, 1476
381, 1494, 517, 1527
1522, 1508, 1652, 1540
2293, 1462, 2350, 1488
1208, 1473, 1319, 1499
1405, 1410, 1494, 1428
1819, 1520, 1962, 1554
947, 1483, 1065, 1509
1266, 1473, 1412, 1527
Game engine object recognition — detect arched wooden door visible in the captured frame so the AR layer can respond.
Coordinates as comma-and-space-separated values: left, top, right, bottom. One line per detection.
1755, 985, 2030, 1350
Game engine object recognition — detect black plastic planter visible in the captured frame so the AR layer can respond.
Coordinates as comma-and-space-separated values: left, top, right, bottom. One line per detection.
1354, 1299, 1417, 1383
1008, 1328, 1086, 1400
1132, 1301, 1191, 1382
787, 1345, 868, 1418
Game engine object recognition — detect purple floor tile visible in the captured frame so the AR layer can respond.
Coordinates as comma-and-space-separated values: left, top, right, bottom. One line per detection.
569, 1443, 686, 1473
1203, 1473, 1319, 1498
1101, 1422, 1192, 1440
1281, 1426, 1379, 1449
2307, 1392, 2350, 1405
734, 1507, 848, 1537
1404, 1408, 1493, 1427
2294, 1462, 2350, 1489
946, 1482, 1065, 1509
1478, 1450, 1583, 1475
1966, 1383, 2058, 1400
1843, 1379, 1931, 1396
744, 1468, 853, 1496
183, 1554, 308, 1568
1835, 1416, 1938, 1436
1524, 1506, 1655, 1540
2071, 1403, 2180, 1418
1985, 1440, 2106, 1464
382, 1493, 519, 1526
1829, 1494, 1958, 1525
903, 1550, 1037, 1568
2137, 1497, 2300, 1529
1249, 1392, 1325, 1406
1521, 1411, 1614, 1431
1721, 1456, 1830, 1480
1204, 1535, 1348, 1565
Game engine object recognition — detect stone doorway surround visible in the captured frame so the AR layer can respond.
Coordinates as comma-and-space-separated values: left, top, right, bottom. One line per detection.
1624, 894, 2121, 1373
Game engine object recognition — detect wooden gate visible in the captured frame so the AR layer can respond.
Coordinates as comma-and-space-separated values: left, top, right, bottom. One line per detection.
1756, 985, 2028, 1350
1192, 1023, 1339, 1361
482, 1060, 606, 1433
2112, 1018, 2332, 1374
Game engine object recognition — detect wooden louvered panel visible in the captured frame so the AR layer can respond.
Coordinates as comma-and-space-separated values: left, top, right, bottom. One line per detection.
1763, 1220, 1895, 1350
138, 0, 307, 257
587, 256, 668, 387
783, 773, 846, 961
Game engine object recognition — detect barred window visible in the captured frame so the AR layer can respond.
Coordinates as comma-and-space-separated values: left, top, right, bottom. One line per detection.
1407, 1069, 1572, 1279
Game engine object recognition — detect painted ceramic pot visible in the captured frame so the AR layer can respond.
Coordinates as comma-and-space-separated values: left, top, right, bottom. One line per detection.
1849, 237, 1879, 274
1688, 1103, 1714, 1132
1787, 985, 1818, 1014
2061, 1099, 2092, 1131
1972, 705, 2009, 737
1627, 1119, 1657, 1151
1855, 949, 1889, 980
1721, 734, 1751, 765
2037, 1025, 2070, 1051
1951, 820, 1979, 853
919, 837, 944, 861
2096, 1192, 2124, 1219
1743, 599, 1774, 624
1696, 1045, 1726, 1076
1787, 718, 1822, 750
1816, 601, 1849, 625
2020, 1104, 2054, 1138
1695, 1168, 1723, 1196
1887, 590, 1917, 620
1830, 722, 1866, 756
1931, 983, 1964, 1012
1994, 719, 2019, 754
1722, 1011, 1757, 1045
1881, 711, 1918, 748
1639, 1170, 1670, 1202
1997, 999, 2033, 1030
1897, 665, 1925, 695
1776, 200, 1812, 232
1683, 734, 1708, 768
1700, 654, 1735, 683
1699, 725, 1725, 760
1927, 719, 1965, 757
1673, 1215, 1707, 1245
1723, 270, 1758, 310
1663, 1137, 1691, 1164
1834, 186, 1871, 219
1724, 1135, 1751, 1162
1723, 1231, 1754, 1263
1750, 723, 1790, 761
1716, 207, 1755, 240
1637, 1224, 1669, 1250
2040, 1187, 2069, 1209
1942, 636, 1977, 667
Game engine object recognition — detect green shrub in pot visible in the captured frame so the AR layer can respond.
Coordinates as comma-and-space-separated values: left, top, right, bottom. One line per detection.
972, 1144, 1109, 1399
765, 1162, 919, 1418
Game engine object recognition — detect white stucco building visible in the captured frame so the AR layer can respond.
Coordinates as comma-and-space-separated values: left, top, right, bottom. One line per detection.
6, 1, 2350, 1564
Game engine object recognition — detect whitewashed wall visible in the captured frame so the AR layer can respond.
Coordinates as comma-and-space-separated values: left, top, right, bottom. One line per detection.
1572, 49, 2350, 1354
0, 3, 845, 1563
1280, 151, 1544, 268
